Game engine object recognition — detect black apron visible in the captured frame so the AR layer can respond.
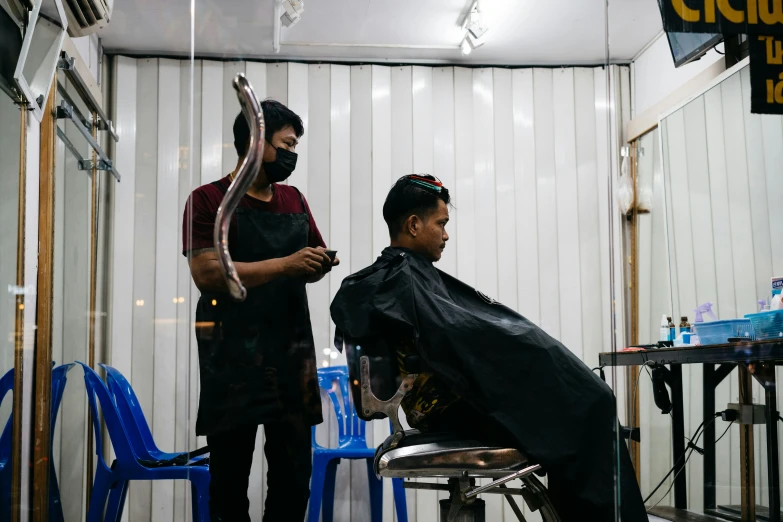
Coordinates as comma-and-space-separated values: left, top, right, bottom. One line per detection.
195, 182, 323, 437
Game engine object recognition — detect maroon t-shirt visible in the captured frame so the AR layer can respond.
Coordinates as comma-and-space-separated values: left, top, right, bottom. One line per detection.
182, 176, 326, 256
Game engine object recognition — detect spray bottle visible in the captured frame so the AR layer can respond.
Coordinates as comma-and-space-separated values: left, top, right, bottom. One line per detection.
694, 302, 718, 323
660, 315, 670, 342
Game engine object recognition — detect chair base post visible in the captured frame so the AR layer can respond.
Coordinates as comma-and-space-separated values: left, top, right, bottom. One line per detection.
439, 499, 485, 522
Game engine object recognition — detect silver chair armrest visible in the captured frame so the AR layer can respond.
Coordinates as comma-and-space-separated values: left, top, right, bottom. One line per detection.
360, 356, 417, 447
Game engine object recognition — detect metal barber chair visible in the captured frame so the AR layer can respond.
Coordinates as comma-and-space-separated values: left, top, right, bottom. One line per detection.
343, 336, 562, 522
216, 74, 562, 522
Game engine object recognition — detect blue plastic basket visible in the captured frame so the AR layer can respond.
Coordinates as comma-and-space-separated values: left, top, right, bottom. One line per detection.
744, 310, 783, 341
692, 319, 755, 345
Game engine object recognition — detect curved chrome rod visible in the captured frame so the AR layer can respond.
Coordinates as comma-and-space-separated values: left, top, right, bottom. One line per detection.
213, 73, 265, 301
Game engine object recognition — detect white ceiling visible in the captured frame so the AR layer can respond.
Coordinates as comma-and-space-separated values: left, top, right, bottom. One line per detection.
100, 0, 663, 65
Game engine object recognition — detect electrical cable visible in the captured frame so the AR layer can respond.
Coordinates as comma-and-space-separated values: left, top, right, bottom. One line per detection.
643, 414, 720, 504
650, 418, 734, 511
715, 420, 733, 445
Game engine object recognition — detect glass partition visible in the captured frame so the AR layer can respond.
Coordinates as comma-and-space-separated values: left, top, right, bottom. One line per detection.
650, 61, 783, 520
16, 0, 658, 520
0, 68, 22, 522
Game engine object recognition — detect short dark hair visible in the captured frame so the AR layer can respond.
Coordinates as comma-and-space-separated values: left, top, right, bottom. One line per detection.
233, 99, 305, 157
383, 174, 451, 238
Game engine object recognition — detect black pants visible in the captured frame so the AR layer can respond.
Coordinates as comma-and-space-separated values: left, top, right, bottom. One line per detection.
206, 416, 312, 522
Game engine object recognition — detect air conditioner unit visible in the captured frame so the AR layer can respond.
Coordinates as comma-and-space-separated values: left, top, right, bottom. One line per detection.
62, 0, 112, 37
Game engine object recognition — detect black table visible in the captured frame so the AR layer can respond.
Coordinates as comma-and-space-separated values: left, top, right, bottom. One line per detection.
599, 340, 783, 522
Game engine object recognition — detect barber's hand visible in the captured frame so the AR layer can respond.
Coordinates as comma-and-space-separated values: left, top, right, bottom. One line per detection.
284, 247, 331, 277
315, 247, 340, 274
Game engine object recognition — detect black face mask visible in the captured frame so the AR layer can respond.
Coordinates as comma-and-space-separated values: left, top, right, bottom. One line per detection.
263, 144, 298, 183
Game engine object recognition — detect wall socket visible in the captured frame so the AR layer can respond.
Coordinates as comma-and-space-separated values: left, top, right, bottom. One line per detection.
725, 403, 767, 425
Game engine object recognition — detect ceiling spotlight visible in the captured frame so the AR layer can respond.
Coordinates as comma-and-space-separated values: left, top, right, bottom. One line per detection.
461, 38, 472, 55
281, 0, 304, 28
466, 9, 488, 39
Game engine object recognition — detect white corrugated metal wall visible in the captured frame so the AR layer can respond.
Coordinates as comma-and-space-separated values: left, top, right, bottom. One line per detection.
108, 57, 630, 522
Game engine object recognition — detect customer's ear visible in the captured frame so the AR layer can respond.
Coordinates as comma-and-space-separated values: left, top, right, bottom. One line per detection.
405, 215, 419, 238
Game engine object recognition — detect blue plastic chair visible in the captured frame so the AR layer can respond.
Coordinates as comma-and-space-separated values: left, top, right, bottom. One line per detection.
308, 366, 408, 522
99, 364, 208, 465
0, 364, 73, 522
75, 362, 210, 522
0, 368, 14, 522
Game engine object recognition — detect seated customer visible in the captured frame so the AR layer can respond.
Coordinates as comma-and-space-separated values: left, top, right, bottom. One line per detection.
330, 174, 647, 522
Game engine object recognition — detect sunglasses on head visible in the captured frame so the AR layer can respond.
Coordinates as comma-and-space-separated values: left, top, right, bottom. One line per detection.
405, 175, 443, 193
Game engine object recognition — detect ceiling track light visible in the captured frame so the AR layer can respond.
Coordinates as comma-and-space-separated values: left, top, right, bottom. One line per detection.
281, 0, 304, 28
458, 0, 488, 54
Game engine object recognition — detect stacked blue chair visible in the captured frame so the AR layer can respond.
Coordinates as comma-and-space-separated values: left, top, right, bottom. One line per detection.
99, 364, 208, 465
0, 364, 73, 522
75, 362, 210, 522
0, 368, 14, 522
308, 366, 408, 522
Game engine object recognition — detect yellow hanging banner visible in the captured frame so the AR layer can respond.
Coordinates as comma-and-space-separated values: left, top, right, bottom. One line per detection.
661, 0, 783, 35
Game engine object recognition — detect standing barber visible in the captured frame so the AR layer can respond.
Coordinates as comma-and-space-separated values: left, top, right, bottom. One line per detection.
183, 100, 337, 522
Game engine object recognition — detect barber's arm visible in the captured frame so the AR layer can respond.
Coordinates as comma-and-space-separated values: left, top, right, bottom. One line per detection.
188, 247, 334, 293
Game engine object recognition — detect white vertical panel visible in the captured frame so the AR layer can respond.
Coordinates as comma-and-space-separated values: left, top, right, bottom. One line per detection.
492, 68, 517, 311
131, 58, 159, 522
111, 56, 137, 381
533, 69, 560, 339
52, 137, 65, 469
222, 61, 246, 176
574, 68, 602, 362
739, 69, 773, 307
245, 62, 268, 101
472, 68, 498, 300
412, 66, 433, 174
369, 64, 398, 522
593, 68, 612, 353
474, 68, 501, 521
371, 66, 392, 259
349, 64, 373, 522
391, 66, 413, 177
403, 61, 434, 522
288, 62, 309, 197
201, 61, 224, 185
307, 63, 331, 364
454, 67, 475, 286
512, 70, 540, 326
151, 58, 180, 522
552, 68, 582, 356
432, 67, 456, 276
665, 110, 697, 325
349, 66, 373, 277
761, 115, 783, 276
329, 63, 352, 521
329, 63, 351, 350
21, 108, 40, 522
267, 62, 288, 105
721, 73, 757, 316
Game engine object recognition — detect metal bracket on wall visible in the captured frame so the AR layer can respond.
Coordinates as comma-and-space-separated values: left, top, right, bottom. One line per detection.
57, 52, 119, 142
56, 100, 121, 182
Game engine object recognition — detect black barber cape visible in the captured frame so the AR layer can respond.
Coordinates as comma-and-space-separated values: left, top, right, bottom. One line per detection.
330, 247, 647, 522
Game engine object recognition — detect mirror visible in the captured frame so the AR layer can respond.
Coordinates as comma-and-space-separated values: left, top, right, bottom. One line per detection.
0, 70, 22, 522
653, 61, 783, 516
